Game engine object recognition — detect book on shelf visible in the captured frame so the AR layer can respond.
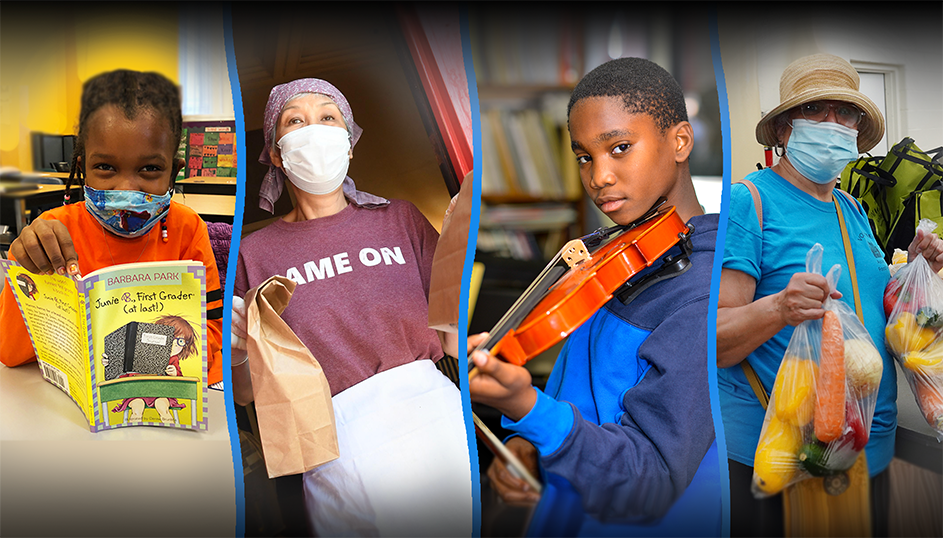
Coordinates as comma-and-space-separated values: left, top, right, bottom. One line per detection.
477, 229, 543, 261
481, 109, 580, 199
1, 259, 209, 432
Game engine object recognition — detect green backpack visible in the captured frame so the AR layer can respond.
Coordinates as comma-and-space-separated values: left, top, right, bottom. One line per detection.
840, 137, 943, 262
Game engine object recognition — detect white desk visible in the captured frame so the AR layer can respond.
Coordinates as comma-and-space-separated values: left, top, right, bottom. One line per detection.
0, 363, 237, 536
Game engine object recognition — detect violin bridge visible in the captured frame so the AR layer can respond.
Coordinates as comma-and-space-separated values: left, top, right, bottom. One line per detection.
561, 239, 590, 268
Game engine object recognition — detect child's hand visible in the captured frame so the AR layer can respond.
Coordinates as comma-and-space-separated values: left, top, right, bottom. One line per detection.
486, 436, 541, 505
9, 219, 80, 277
469, 348, 537, 422
165, 364, 177, 376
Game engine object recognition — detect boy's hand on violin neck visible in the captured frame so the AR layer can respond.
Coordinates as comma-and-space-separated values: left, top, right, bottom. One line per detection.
469, 350, 537, 421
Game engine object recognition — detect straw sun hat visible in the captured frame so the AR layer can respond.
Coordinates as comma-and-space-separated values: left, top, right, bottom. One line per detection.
755, 53, 885, 153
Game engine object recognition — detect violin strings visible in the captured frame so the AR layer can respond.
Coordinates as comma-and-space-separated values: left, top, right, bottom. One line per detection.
469, 201, 668, 363
469, 243, 571, 359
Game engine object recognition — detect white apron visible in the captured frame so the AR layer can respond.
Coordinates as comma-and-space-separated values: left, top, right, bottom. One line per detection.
303, 359, 473, 537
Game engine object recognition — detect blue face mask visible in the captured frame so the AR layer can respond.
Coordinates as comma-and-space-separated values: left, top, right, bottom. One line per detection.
83, 185, 172, 237
785, 119, 860, 184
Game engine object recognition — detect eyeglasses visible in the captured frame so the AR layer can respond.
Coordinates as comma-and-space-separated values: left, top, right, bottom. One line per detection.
795, 101, 865, 128
174, 337, 187, 348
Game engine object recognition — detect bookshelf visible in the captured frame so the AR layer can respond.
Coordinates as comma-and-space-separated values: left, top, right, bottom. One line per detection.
470, 5, 723, 266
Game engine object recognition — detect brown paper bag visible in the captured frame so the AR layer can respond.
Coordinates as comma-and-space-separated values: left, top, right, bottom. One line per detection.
428, 171, 474, 333
246, 275, 339, 478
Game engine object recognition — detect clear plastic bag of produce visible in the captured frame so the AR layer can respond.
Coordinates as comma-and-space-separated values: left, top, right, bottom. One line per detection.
883, 219, 943, 439
752, 244, 882, 498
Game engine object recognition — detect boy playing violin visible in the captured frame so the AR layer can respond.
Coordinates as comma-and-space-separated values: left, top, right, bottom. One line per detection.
469, 57, 722, 535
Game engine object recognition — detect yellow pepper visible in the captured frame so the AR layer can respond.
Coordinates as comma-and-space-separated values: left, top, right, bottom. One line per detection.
886, 312, 938, 356
772, 356, 818, 426
754, 416, 802, 496
901, 348, 943, 375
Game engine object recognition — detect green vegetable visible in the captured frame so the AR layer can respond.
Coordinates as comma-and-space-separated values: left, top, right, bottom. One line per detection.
798, 443, 831, 477
916, 307, 943, 328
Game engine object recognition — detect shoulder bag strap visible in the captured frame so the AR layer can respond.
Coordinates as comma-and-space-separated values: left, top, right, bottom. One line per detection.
734, 179, 770, 408
834, 189, 865, 324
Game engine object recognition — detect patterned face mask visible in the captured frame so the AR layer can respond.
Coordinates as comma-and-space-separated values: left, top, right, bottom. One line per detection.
83, 185, 172, 237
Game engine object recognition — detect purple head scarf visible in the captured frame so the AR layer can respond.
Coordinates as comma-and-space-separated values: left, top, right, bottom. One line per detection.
258, 78, 386, 213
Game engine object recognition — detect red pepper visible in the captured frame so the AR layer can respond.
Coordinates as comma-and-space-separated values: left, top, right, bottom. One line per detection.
884, 279, 899, 316
845, 400, 868, 451
884, 274, 919, 317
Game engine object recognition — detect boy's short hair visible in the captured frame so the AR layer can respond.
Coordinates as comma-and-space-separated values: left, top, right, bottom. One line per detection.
567, 57, 688, 133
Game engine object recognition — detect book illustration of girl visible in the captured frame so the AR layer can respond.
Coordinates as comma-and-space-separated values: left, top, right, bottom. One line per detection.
108, 314, 198, 424
15, 274, 38, 301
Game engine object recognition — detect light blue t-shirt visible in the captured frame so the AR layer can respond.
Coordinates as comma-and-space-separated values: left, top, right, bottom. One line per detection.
719, 168, 894, 476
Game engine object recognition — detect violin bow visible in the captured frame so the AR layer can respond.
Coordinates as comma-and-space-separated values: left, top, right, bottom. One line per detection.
473, 412, 542, 493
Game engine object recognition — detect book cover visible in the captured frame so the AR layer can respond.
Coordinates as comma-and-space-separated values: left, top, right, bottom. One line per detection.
1, 259, 209, 432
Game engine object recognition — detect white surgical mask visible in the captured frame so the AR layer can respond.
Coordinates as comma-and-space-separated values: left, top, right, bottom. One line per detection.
785, 119, 859, 184
277, 124, 351, 194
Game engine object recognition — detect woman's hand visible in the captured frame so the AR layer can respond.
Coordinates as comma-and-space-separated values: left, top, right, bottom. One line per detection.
908, 229, 943, 273
9, 219, 80, 277
442, 193, 460, 230
165, 364, 177, 376
718, 268, 839, 368
230, 295, 253, 405
774, 272, 840, 327
487, 436, 541, 505
231, 296, 248, 352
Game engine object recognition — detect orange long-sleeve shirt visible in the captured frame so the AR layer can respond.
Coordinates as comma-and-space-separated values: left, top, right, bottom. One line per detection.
1, 201, 224, 386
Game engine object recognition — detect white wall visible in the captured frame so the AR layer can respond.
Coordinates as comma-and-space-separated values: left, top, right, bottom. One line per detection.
718, 5, 943, 184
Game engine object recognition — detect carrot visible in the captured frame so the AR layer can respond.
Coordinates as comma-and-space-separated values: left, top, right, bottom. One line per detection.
814, 310, 845, 442
914, 376, 943, 430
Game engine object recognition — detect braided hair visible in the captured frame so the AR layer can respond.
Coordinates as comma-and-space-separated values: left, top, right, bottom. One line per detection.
567, 58, 688, 134
65, 70, 182, 202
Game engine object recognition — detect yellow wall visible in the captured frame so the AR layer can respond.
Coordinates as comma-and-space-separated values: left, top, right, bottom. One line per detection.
0, 5, 179, 170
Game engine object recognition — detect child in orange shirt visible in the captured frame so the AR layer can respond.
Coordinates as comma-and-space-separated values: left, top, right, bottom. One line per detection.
0, 69, 224, 388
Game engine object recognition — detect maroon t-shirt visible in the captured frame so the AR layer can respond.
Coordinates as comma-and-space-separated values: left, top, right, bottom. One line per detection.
235, 199, 444, 396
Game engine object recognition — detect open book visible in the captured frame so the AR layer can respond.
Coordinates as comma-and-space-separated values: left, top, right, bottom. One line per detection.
1, 259, 209, 432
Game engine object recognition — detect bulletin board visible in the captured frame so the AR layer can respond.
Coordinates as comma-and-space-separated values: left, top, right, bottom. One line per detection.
180, 120, 237, 179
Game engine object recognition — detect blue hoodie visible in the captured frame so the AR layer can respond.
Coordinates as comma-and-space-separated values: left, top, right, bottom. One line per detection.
502, 213, 722, 537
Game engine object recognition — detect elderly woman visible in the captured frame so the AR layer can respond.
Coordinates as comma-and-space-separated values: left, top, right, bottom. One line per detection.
717, 54, 943, 536
230, 79, 471, 537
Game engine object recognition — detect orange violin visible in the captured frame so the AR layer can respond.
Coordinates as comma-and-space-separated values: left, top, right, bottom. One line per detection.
469, 199, 693, 372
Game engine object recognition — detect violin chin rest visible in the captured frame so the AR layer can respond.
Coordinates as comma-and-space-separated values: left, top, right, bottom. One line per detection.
615, 254, 691, 306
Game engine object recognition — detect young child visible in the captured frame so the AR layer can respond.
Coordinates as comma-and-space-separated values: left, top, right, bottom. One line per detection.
0, 70, 224, 388
469, 57, 722, 535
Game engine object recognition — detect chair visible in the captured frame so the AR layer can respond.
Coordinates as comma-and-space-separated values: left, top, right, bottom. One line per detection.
98, 376, 201, 427
50, 161, 71, 173
207, 221, 232, 290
